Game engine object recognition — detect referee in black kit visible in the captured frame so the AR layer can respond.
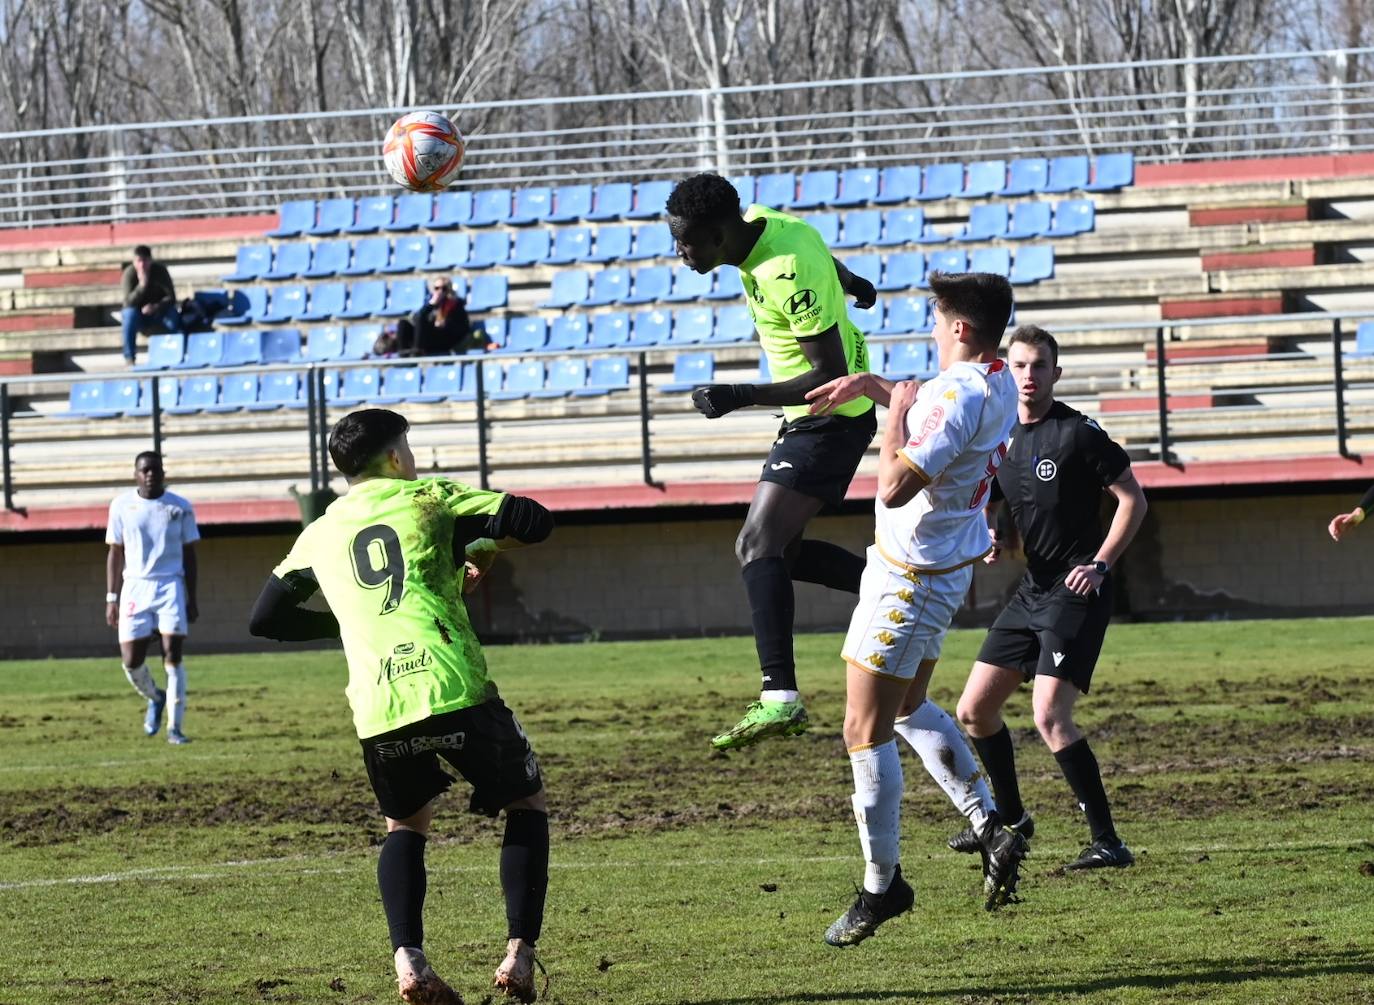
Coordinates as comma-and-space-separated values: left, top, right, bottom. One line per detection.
948, 325, 1148, 870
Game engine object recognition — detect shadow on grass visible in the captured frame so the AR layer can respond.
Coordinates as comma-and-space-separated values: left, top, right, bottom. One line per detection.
686, 949, 1374, 1003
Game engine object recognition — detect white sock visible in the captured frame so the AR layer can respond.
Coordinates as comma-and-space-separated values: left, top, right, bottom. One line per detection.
849, 739, 903, 895
760, 689, 800, 703
894, 699, 994, 834
123, 664, 159, 702
165, 663, 186, 732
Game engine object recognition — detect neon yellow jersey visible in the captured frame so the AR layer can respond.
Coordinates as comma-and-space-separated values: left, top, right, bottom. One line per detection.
739, 204, 872, 420
272, 476, 505, 739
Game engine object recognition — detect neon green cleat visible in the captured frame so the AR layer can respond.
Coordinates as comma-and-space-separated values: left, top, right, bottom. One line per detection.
711, 699, 810, 750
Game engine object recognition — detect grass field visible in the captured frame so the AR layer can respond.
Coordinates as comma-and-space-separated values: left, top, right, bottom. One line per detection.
1, 619, 1372, 1005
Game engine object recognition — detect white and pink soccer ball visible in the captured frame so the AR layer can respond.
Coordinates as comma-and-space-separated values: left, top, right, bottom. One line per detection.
382, 111, 466, 192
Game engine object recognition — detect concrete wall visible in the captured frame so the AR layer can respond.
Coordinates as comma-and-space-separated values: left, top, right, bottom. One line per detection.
0, 491, 1367, 659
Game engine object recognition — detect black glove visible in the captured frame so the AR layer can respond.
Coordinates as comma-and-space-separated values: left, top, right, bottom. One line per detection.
691, 383, 756, 419
848, 273, 877, 310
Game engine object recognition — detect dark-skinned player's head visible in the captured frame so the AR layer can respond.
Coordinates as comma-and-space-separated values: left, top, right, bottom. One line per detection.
329, 408, 415, 481
133, 450, 165, 497
926, 271, 1015, 352
666, 173, 742, 274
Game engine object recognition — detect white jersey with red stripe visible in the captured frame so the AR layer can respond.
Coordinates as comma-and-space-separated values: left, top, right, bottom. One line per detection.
875, 359, 1016, 571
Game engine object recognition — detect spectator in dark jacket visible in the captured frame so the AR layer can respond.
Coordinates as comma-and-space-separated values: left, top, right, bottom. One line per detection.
120, 245, 182, 365
395, 276, 493, 356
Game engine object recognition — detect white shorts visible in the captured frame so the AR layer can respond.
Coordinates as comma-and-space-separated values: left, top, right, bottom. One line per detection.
841, 546, 974, 680
118, 578, 188, 643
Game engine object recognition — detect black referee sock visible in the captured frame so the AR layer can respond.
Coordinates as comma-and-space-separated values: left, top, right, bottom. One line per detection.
501, 809, 549, 943
972, 725, 1025, 825
1054, 737, 1119, 845
789, 539, 865, 594
378, 829, 427, 951
741, 557, 797, 692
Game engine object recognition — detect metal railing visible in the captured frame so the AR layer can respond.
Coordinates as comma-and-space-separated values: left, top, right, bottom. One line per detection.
0, 49, 1371, 227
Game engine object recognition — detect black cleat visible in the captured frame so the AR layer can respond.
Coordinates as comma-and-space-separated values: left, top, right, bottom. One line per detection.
978, 814, 1030, 911
1065, 837, 1134, 871
823, 866, 916, 947
949, 812, 1034, 854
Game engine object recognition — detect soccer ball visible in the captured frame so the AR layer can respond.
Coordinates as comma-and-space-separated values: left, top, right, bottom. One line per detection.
382, 111, 465, 192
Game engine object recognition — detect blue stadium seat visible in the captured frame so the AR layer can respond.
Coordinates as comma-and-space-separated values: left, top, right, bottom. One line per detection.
585, 266, 631, 307
388, 194, 433, 232
919, 163, 964, 201
874, 208, 924, 246
1010, 245, 1055, 285
585, 226, 632, 264
470, 188, 514, 227
380, 280, 426, 317
576, 356, 630, 396
467, 274, 509, 312
590, 312, 630, 348
250, 371, 303, 410
807, 212, 840, 246
547, 184, 593, 223
876, 252, 923, 292
221, 329, 263, 367
509, 187, 553, 225
671, 306, 714, 344
662, 351, 714, 391
971, 247, 1011, 277
844, 253, 882, 291
490, 360, 544, 400
538, 269, 588, 307
223, 244, 271, 282
477, 316, 506, 347
879, 296, 929, 335
755, 172, 796, 208
414, 362, 463, 402
307, 198, 354, 236
1356, 321, 1374, 356
963, 203, 1009, 241
793, 170, 839, 209
706, 267, 744, 302
215, 374, 258, 413
306, 325, 346, 361
425, 233, 470, 271
545, 227, 591, 265
713, 304, 753, 343
962, 160, 1007, 198
916, 223, 952, 245
630, 309, 671, 346
867, 341, 886, 378
730, 175, 756, 208
833, 168, 879, 207
298, 282, 346, 322
66, 381, 115, 418
548, 315, 589, 351
136, 333, 184, 370
342, 237, 390, 276
875, 166, 921, 204
1046, 155, 1089, 193
662, 266, 712, 303
453, 359, 505, 401
466, 231, 511, 269
834, 209, 881, 249
107, 378, 142, 415
848, 301, 883, 335
176, 331, 225, 368
757, 353, 771, 382
885, 341, 931, 380
1005, 202, 1052, 239
337, 280, 387, 320
621, 265, 672, 305
166, 375, 217, 414
264, 242, 311, 280
586, 182, 634, 221
260, 284, 307, 323
626, 180, 673, 220
1086, 152, 1134, 192
335, 367, 381, 405
347, 195, 394, 234
1003, 158, 1049, 196
303, 240, 351, 279
431, 190, 473, 229
1046, 198, 1095, 237
344, 324, 382, 359
216, 287, 268, 326
927, 249, 968, 275
262, 328, 302, 363
509, 229, 552, 267
627, 222, 672, 261
267, 200, 315, 238
376, 365, 422, 403
534, 358, 587, 399
383, 235, 430, 273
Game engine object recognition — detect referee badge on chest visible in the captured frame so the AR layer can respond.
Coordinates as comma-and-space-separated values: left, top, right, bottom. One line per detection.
1035, 458, 1058, 482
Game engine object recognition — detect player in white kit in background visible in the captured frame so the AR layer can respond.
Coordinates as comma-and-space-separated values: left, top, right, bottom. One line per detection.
805, 271, 1025, 945
105, 451, 200, 744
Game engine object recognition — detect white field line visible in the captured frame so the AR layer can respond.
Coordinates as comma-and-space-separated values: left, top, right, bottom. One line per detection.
0, 753, 242, 773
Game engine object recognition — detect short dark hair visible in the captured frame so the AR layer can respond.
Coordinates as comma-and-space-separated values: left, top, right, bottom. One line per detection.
132, 245, 152, 259
329, 408, 409, 477
1009, 324, 1059, 366
666, 173, 741, 224
134, 450, 162, 468
927, 271, 1014, 349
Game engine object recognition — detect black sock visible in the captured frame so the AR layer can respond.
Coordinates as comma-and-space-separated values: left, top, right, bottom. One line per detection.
789, 539, 865, 593
741, 557, 797, 692
501, 809, 549, 943
378, 829, 427, 951
972, 725, 1025, 824
1054, 737, 1118, 845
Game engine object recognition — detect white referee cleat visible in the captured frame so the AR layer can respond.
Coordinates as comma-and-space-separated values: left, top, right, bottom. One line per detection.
167, 729, 191, 745
395, 947, 463, 1005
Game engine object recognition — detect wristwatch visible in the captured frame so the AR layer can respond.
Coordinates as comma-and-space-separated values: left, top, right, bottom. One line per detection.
105, 592, 119, 603
1091, 560, 1109, 575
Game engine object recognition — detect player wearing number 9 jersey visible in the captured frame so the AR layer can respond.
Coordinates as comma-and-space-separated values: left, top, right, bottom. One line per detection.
249, 408, 553, 1005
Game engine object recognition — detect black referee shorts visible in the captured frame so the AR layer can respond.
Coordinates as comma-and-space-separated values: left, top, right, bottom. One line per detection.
759, 406, 877, 508
359, 697, 543, 821
976, 573, 1113, 693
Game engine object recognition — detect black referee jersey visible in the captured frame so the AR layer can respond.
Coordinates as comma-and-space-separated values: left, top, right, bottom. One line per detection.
993, 400, 1130, 581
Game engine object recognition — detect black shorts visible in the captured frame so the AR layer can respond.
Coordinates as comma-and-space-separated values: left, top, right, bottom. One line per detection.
759, 407, 877, 508
976, 573, 1113, 693
359, 697, 543, 821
